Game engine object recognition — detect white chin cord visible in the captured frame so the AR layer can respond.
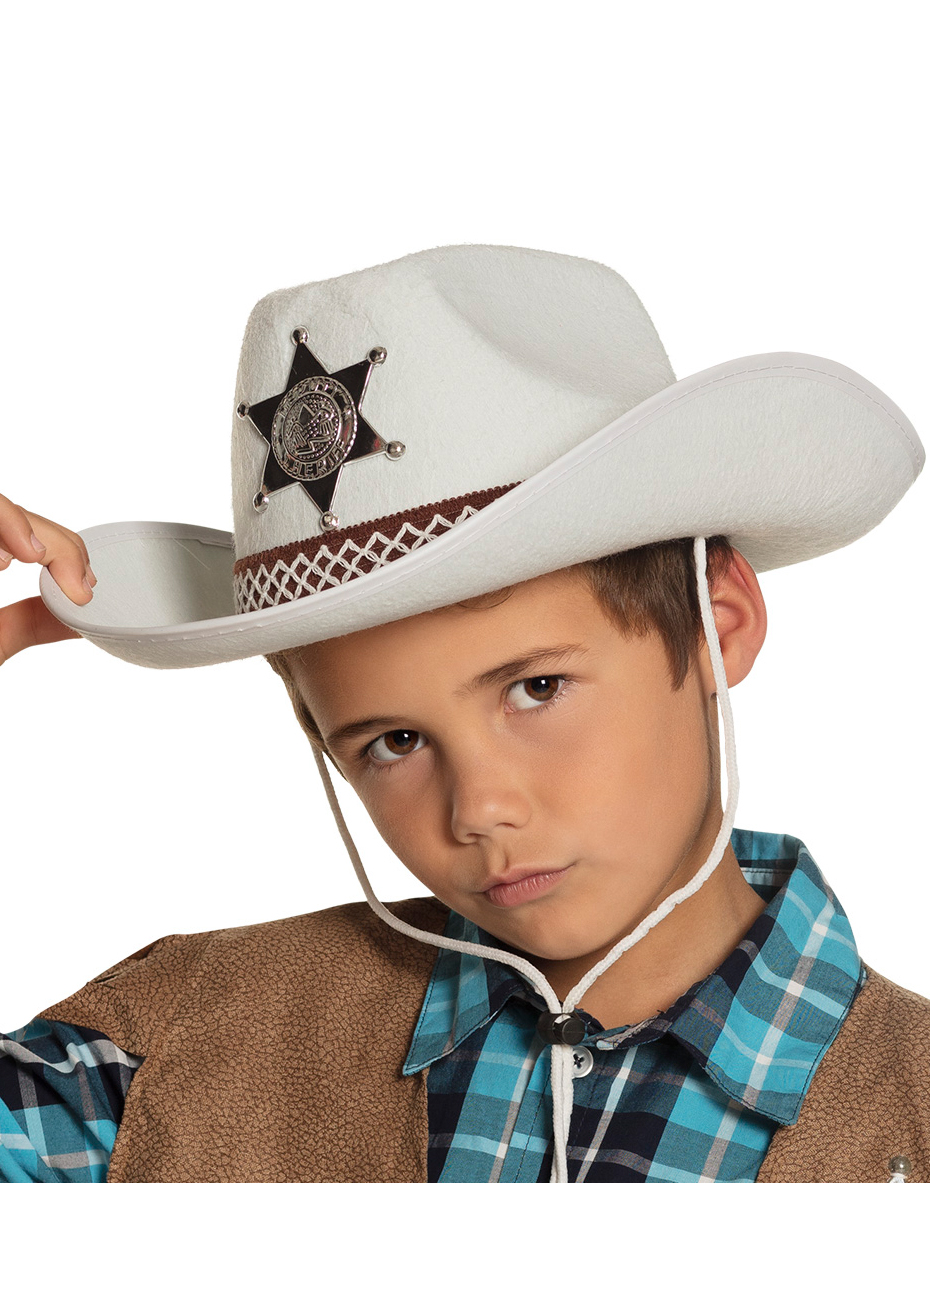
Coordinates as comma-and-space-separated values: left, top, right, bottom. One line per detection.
312, 537, 739, 1184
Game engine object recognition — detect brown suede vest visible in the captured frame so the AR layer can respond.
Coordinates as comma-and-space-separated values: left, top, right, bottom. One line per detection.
38, 897, 930, 1183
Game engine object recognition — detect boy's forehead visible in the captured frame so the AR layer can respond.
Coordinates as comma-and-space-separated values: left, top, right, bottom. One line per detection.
296, 567, 593, 668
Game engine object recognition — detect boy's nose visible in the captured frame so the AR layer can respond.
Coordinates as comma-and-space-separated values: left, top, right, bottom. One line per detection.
448, 758, 533, 843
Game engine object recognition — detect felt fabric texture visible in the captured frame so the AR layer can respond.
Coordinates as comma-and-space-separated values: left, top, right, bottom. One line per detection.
38, 899, 930, 1183
230, 245, 676, 564
39, 245, 923, 669
41, 351, 922, 669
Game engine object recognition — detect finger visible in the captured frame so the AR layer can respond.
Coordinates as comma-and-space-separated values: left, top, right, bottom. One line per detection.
31, 526, 97, 603
26, 512, 91, 570
0, 495, 95, 604
0, 494, 49, 563
0, 595, 82, 667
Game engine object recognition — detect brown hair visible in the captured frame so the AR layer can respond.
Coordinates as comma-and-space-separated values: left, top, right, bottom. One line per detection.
264, 535, 735, 759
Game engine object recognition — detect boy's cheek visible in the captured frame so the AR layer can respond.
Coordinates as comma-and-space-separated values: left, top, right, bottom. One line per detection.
359, 789, 441, 875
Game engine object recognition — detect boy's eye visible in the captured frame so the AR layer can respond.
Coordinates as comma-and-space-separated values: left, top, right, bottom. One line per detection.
507, 676, 564, 710
367, 729, 424, 763
364, 677, 565, 762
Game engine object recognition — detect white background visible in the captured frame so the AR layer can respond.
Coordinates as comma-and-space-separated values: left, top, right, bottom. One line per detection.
1, 0, 927, 1279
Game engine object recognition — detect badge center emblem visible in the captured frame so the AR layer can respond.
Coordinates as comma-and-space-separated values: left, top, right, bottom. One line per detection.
240, 329, 400, 523
272, 375, 357, 482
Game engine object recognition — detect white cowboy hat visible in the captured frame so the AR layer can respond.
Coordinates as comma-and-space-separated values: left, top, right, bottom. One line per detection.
40, 243, 924, 669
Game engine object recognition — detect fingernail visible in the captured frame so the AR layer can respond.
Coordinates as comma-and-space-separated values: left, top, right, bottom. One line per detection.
83, 576, 94, 597
30, 532, 46, 555
86, 565, 98, 587
0, 549, 11, 564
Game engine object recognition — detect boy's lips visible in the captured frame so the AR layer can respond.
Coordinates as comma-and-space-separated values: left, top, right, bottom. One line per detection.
481, 864, 574, 908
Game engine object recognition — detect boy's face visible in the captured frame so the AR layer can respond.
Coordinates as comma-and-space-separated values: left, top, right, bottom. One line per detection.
291, 569, 723, 970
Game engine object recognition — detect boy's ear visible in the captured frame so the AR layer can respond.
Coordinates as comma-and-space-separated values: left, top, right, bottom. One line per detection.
698, 548, 767, 693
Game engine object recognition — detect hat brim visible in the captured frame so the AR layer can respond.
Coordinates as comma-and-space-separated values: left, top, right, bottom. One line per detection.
41, 352, 923, 670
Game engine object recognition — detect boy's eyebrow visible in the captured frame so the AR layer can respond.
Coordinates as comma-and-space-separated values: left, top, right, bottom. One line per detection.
324, 643, 589, 752
460, 643, 589, 695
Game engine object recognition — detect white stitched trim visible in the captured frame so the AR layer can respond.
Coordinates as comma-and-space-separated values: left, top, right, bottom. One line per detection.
234, 504, 482, 612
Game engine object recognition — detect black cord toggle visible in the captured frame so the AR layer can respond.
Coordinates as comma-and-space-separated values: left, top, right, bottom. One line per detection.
537, 1011, 586, 1045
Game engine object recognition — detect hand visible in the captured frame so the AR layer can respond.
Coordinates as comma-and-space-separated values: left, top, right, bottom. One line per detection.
0, 493, 96, 667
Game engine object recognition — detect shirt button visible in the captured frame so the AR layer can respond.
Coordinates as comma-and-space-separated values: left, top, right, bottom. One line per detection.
571, 1046, 594, 1079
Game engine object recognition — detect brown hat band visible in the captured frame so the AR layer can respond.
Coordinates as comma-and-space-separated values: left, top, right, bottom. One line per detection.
233, 482, 520, 613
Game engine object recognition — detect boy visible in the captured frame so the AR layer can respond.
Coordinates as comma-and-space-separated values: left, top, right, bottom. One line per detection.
1, 244, 928, 1183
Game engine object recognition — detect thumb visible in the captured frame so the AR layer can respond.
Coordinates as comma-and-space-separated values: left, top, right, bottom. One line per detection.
0, 595, 82, 667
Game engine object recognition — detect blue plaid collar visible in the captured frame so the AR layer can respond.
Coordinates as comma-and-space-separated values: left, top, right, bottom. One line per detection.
403, 829, 864, 1126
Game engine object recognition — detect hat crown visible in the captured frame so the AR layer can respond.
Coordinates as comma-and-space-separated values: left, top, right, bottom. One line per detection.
231, 245, 675, 600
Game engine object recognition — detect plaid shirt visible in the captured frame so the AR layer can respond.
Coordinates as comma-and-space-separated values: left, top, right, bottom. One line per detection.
0, 1021, 141, 1182
407, 828, 864, 1181
0, 829, 863, 1183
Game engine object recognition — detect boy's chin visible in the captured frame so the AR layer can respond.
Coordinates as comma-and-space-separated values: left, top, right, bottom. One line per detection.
476, 911, 632, 970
